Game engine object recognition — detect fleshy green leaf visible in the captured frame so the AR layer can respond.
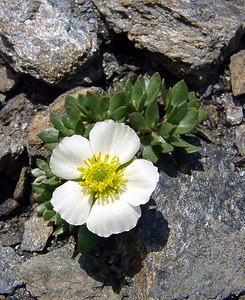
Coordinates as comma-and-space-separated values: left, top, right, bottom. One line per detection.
39, 128, 59, 143
74, 120, 85, 135
109, 92, 128, 112
159, 122, 174, 137
45, 143, 58, 151
145, 100, 159, 127
36, 159, 50, 173
187, 92, 201, 109
50, 112, 74, 136
97, 96, 109, 119
77, 225, 100, 253
129, 112, 151, 132
35, 203, 47, 214
146, 72, 161, 104
32, 168, 45, 178
110, 106, 127, 121
169, 135, 200, 153
171, 80, 188, 106
43, 209, 56, 221
167, 101, 187, 124
53, 224, 68, 235
65, 96, 81, 126
197, 110, 206, 124
174, 110, 199, 134
142, 145, 159, 164
132, 75, 146, 109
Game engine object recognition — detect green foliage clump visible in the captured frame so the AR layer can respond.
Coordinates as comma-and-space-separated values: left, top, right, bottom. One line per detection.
33, 73, 205, 241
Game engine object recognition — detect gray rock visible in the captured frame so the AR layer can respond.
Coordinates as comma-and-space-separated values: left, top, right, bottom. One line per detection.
0, 0, 100, 86
0, 245, 23, 294
236, 124, 245, 156
93, 0, 245, 85
223, 94, 243, 125
230, 50, 245, 96
17, 243, 119, 300
0, 65, 17, 93
13, 167, 29, 201
121, 142, 244, 299
0, 198, 19, 218
0, 94, 35, 172
21, 215, 53, 252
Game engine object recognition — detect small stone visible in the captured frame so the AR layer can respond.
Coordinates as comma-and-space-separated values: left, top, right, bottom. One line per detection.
0, 66, 17, 93
0, 245, 23, 294
230, 50, 245, 97
13, 167, 29, 201
17, 244, 118, 299
0, 198, 19, 218
235, 124, 245, 156
21, 215, 53, 252
223, 94, 243, 125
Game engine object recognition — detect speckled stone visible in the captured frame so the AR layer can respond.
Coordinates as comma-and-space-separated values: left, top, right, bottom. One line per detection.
21, 215, 53, 252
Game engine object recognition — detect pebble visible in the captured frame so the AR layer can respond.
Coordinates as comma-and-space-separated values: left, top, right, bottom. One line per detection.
230, 50, 245, 97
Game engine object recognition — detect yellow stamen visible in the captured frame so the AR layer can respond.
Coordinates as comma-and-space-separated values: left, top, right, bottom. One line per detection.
77, 152, 125, 198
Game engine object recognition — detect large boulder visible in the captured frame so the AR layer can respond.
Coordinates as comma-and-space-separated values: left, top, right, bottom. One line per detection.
0, 0, 102, 86
92, 0, 245, 86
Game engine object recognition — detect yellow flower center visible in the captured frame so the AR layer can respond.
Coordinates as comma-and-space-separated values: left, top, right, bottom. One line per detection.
77, 153, 125, 198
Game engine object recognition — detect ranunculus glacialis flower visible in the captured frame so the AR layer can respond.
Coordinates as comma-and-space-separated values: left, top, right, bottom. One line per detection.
50, 120, 159, 237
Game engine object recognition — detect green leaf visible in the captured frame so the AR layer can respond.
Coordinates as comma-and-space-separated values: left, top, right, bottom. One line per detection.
74, 120, 85, 135
50, 112, 74, 136
197, 110, 206, 124
61, 116, 75, 130
129, 112, 151, 132
146, 72, 161, 103
132, 75, 146, 108
145, 100, 159, 127
109, 92, 128, 112
161, 78, 169, 107
187, 92, 201, 109
159, 122, 174, 137
97, 96, 109, 119
85, 92, 100, 115
53, 224, 68, 235
35, 203, 47, 214
32, 183, 46, 194
55, 213, 63, 225
171, 80, 188, 106
32, 168, 45, 178
140, 134, 154, 146
174, 110, 198, 134
167, 101, 187, 124
142, 145, 159, 164
36, 159, 50, 173
65, 96, 81, 126
77, 225, 100, 253
43, 209, 56, 221
161, 140, 174, 153
45, 143, 58, 151
39, 128, 59, 143
110, 106, 127, 121
169, 135, 200, 153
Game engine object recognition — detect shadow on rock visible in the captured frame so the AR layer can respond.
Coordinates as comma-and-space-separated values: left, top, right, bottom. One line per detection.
78, 207, 169, 293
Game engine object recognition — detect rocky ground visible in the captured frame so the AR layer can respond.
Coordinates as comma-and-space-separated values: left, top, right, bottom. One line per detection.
0, 1, 244, 300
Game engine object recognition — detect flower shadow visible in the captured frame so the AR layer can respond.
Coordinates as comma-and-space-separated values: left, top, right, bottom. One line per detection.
78, 204, 169, 293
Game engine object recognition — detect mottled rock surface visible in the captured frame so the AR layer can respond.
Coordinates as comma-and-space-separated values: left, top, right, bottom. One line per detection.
93, 0, 245, 85
0, 0, 100, 86
236, 124, 245, 156
0, 65, 17, 93
0, 245, 23, 294
17, 243, 120, 300
21, 215, 53, 252
230, 50, 245, 96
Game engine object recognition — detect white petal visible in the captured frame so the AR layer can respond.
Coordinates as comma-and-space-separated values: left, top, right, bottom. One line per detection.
120, 159, 159, 206
89, 120, 140, 164
50, 135, 92, 180
51, 181, 93, 226
86, 195, 141, 237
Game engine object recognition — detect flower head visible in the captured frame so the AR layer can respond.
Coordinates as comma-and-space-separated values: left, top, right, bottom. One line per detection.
50, 120, 159, 237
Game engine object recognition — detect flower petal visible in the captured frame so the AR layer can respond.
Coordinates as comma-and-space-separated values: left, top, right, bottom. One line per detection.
120, 159, 159, 206
51, 181, 93, 226
89, 120, 140, 164
86, 195, 141, 237
50, 135, 92, 180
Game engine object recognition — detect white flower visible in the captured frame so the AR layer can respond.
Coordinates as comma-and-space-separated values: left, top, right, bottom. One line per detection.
50, 119, 159, 237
